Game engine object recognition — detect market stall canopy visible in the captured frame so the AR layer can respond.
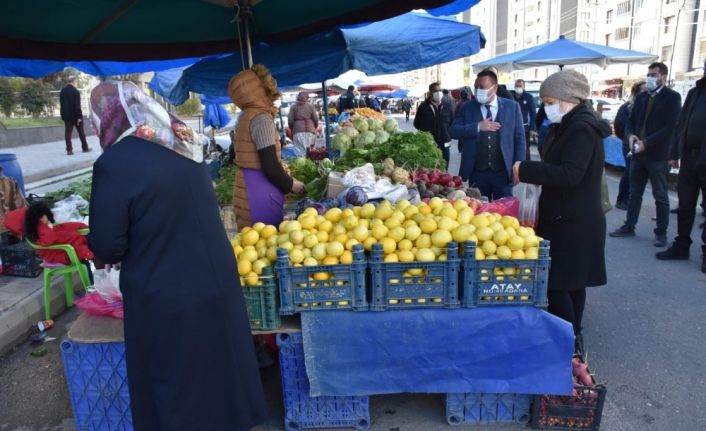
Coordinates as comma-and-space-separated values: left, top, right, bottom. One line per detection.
358, 83, 400, 93
200, 95, 232, 130
472, 35, 659, 73
0, 57, 204, 79
0, 0, 467, 63
150, 12, 486, 105
375, 89, 410, 98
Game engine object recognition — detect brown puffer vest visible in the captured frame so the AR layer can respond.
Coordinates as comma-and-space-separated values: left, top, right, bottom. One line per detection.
228, 70, 281, 229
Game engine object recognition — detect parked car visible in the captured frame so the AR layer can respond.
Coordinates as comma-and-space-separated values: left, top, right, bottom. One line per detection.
589, 97, 623, 123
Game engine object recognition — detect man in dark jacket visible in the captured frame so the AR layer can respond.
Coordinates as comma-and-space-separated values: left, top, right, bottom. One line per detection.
613, 81, 647, 210
414, 82, 453, 164
511, 79, 537, 160
337, 85, 356, 114
656, 73, 706, 273
59, 76, 90, 155
451, 70, 525, 199
610, 62, 682, 247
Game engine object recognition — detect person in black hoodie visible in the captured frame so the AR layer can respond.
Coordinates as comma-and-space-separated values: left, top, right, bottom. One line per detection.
512, 70, 609, 355
656, 71, 706, 273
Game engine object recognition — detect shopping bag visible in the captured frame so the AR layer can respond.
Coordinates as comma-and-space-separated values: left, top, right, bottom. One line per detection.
477, 196, 520, 217
516, 183, 542, 227
75, 292, 124, 319
601, 169, 612, 213
93, 268, 122, 303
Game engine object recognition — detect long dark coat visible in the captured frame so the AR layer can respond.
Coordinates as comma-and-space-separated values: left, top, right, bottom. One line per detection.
519, 104, 609, 291
88, 137, 267, 431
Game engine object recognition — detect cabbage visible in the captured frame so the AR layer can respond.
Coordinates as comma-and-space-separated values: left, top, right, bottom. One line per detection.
368, 118, 383, 131
354, 131, 376, 148
353, 118, 369, 133
346, 186, 368, 206
383, 118, 399, 133
342, 126, 359, 139
332, 133, 352, 155
374, 130, 390, 145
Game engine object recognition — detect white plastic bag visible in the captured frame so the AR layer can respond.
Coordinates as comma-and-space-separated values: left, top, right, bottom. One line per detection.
516, 183, 542, 228
343, 163, 376, 190
52, 195, 89, 223
92, 268, 122, 303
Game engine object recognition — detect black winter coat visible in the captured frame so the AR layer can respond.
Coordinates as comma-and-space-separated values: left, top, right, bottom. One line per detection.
519, 104, 610, 291
59, 84, 82, 122
670, 77, 706, 165
88, 137, 267, 431
414, 100, 452, 147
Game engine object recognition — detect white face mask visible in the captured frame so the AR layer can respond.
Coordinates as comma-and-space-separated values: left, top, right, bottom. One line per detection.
514, 87, 524, 94
544, 103, 565, 124
645, 76, 659, 92
475, 88, 491, 104
432, 91, 443, 103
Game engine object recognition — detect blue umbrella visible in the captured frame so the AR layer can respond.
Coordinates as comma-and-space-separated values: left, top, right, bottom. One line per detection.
202, 102, 232, 130
150, 13, 485, 105
473, 35, 659, 73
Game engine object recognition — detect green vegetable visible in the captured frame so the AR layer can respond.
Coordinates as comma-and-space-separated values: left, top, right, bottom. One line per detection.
288, 157, 319, 184
47, 178, 92, 202
214, 165, 237, 206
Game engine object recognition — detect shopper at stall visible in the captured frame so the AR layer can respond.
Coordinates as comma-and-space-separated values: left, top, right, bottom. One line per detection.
656, 69, 706, 273
229, 65, 304, 228
613, 81, 647, 210
337, 85, 357, 113
610, 62, 681, 247
414, 82, 453, 164
511, 79, 537, 161
402, 97, 412, 122
288, 91, 319, 153
512, 70, 609, 354
87, 80, 267, 431
451, 69, 525, 199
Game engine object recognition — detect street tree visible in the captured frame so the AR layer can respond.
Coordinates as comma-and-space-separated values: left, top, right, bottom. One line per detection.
18, 80, 52, 117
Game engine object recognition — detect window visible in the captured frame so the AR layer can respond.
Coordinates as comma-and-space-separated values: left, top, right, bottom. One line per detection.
605, 33, 612, 46
664, 16, 674, 34
633, 23, 641, 38
635, 0, 644, 8
607, 10, 613, 24
580, 30, 590, 40
617, 1, 631, 16
662, 45, 673, 61
515, 29, 518, 37
515, 14, 518, 23
699, 40, 706, 64
615, 27, 630, 40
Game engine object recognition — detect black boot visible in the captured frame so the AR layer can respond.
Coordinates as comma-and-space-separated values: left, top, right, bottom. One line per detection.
656, 243, 689, 260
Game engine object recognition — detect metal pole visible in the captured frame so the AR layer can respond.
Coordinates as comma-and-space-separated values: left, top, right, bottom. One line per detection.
321, 81, 332, 158
242, 15, 254, 68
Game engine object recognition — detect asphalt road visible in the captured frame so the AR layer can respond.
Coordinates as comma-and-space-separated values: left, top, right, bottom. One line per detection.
1, 116, 705, 430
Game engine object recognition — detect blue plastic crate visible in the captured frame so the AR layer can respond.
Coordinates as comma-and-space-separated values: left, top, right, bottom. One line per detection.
277, 333, 370, 431
460, 240, 550, 308
446, 393, 531, 426
276, 244, 367, 315
60, 339, 133, 431
369, 242, 460, 311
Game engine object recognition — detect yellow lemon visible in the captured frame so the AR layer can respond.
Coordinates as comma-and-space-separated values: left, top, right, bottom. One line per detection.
395, 199, 411, 211
332, 224, 347, 236
243, 272, 260, 286
374, 205, 393, 221
429, 197, 444, 210
289, 248, 304, 264
379, 237, 397, 254
289, 230, 305, 245
240, 248, 258, 263
453, 199, 469, 211
384, 217, 401, 230
363, 237, 378, 251
252, 222, 266, 232
475, 248, 486, 260
405, 225, 422, 241
358, 219, 370, 229
372, 224, 389, 240
322, 256, 339, 265
418, 204, 432, 215
256, 246, 268, 259
452, 225, 472, 243
420, 218, 438, 234
253, 259, 269, 275
516, 226, 530, 237
345, 238, 360, 251
476, 226, 494, 242
511, 250, 526, 259
326, 241, 345, 257
437, 217, 455, 232
303, 257, 318, 266
524, 235, 540, 248
316, 231, 329, 243
431, 230, 453, 248
508, 235, 525, 251
398, 239, 413, 251
496, 245, 512, 260
325, 208, 343, 223
341, 208, 355, 219
359, 203, 376, 219
416, 248, 436, 262
525, 247, 539, 260
342, 215, 359, 230
312, 244, 328, 261
457, 208, 474, 225
403, 204, 419, 219
352, 206, 361, 217
438, 253, 448, 261
413, 213, 426, 224
388, 226, 406, 242
471, 214, 490, 228
351, 225, 369, 242
233, 245, 243, 257
482, 240, 497, 256
398, 250, 415, 262
242, 229, 260, 246
318, 220, 333, 233
493, 230, 509, 246
340, 250, 354, 264
384, 253, 399, 263
237, 259, 252, 276
303, 234, 319, 249
415, 233, 432, 249
279, 241, 294, 252
440, 207, 458, 220
266, 247, 278, 262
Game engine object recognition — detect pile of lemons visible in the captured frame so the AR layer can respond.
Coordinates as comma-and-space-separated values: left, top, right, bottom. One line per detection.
231, 197, 543, 285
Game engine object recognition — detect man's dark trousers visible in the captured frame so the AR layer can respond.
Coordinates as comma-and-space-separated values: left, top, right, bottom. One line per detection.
625, 154, 670, 235
65, 118, 89, 153
674, 149, 706, 253
471, 170, 512, 200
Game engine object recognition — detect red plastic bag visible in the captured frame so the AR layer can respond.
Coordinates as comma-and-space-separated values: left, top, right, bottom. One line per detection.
74, 292, 124, 319
477, 196, 520, 218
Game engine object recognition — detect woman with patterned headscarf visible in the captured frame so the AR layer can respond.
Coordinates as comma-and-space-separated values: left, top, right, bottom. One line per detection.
87, 81, 267, 431
229, 64, 304, 228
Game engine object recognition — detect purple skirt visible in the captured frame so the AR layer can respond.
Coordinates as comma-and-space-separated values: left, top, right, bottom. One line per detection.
242, 168, 285, 226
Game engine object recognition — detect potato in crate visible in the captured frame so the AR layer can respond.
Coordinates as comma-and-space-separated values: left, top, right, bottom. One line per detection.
276, 244, 367, 314
461, 240, 550, 307
369, 242, 460, 310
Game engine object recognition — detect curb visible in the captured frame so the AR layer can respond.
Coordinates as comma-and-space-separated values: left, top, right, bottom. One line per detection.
24, 160, 95, 184
0, 275, 83, 356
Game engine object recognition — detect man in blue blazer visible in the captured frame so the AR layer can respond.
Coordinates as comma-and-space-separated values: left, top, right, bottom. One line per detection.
451, 69, 526, 199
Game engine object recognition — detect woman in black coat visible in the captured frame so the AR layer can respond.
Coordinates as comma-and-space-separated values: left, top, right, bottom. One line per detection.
87, 81, 267, 431
512, 70, 609, 353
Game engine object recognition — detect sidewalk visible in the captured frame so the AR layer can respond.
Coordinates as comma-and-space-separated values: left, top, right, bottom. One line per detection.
7, 136, 101, 184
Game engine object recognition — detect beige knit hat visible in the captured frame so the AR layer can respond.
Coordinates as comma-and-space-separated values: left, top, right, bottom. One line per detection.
539, 70, 591, 104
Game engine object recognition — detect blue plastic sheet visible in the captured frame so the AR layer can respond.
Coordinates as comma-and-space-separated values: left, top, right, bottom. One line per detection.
0, 57, 202, 79
151, 13, 485, 105
301, 307, 574, 397
604, 135, 626, 168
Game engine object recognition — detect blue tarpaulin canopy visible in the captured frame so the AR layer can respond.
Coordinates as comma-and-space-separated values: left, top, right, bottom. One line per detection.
301, 307, 574, 397
0, 57, 203, 79
374, 89, 410, 98
150, 12, 485, 105
200, 95, 232, 130
473, 35, 659, 73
